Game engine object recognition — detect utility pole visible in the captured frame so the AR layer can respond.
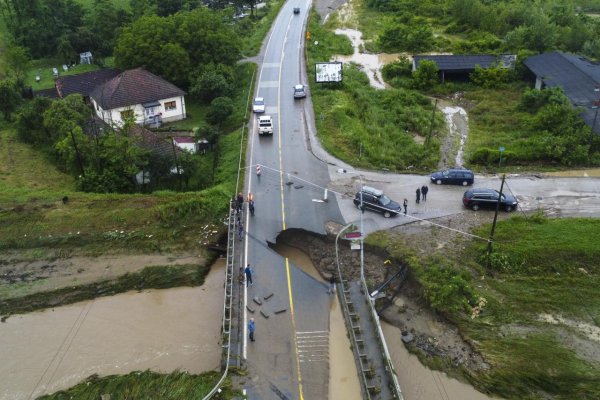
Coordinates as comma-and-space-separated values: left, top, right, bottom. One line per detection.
487, 174, 506, 257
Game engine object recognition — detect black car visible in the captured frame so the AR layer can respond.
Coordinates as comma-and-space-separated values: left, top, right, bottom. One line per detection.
293, 7, 300, 14
353, 186, 402, 218
462, 188, 518, 212
430, 168, 474, 186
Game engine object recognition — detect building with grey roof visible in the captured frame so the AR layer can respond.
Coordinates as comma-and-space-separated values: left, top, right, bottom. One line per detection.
524, 51, 600, 134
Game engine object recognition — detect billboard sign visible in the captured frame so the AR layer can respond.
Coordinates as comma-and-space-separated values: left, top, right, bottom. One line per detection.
315, 62, 342, 83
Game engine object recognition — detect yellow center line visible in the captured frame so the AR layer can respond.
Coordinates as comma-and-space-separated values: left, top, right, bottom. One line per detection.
277, 16, 304, 400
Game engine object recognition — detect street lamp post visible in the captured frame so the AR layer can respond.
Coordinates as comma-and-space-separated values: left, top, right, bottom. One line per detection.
337, 169, 365, 285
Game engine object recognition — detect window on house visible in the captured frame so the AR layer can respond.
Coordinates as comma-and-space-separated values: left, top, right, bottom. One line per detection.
164, 101, 177, 111
121, 110, 134, 120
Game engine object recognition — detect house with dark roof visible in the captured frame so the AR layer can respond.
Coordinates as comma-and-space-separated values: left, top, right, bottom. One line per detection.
34, 69, 121, 100
90, 68, 187, 128
412, 54, 516, 82
523, 51, 600, 134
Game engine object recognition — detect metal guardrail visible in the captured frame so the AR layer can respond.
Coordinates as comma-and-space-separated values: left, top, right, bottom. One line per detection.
202, 203, 237, 400
203, 64, 255, 400
359, 278, 404, 400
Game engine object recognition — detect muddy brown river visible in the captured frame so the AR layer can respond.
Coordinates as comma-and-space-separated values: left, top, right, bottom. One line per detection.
0, 260, 225, 400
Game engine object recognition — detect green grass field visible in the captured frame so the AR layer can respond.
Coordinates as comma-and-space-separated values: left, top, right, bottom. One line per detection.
369, 216, 600, 399
26, 61, 101, 90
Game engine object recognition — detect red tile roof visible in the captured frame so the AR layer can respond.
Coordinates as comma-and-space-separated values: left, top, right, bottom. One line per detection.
90, 68, 186, 110
174, 137, 196, 143
127, 124, 183, 158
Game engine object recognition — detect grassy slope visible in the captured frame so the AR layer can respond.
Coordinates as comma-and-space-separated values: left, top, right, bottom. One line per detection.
308, 11, 442, 171
371, 216, 600, 399
37, 370, 240, 400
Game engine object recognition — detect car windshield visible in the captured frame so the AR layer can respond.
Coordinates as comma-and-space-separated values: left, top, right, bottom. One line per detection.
255, 99, 264, 105
379, 195, 392, 206
442, 170, 450, 176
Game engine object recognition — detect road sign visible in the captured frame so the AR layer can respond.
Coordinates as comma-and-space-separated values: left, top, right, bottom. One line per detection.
345, 232, 362, 239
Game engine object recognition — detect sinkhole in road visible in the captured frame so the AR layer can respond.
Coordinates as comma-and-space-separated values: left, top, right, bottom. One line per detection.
270, 240, 362, 400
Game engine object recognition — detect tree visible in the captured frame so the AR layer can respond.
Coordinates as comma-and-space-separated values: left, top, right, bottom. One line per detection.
206, 96, 233, 125
114, 9, 240, 88
411, 60, 438, 90
0, 79, 22, 121
3, 45, 30, 81
190, 64, 234, 102
43, 94, 89, 143
0, 0, 84, 58
15, 96, 53, 143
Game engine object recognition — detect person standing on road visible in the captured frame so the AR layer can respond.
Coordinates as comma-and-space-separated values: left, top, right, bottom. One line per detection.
416, 187, 421, 204
248, 318, 256, 342
244, 264, 253, 287
328, 274, 336, 294
403, 198, 408, 215
248, 192, 255, 216
421, 185, 429, 201
236, 192, 244, 214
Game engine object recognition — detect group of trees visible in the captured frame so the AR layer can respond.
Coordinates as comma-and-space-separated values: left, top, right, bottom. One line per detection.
365, 0, 600, 59
14, 94, 198, 193
0, 0, 128, 60
114, 8, 240, 91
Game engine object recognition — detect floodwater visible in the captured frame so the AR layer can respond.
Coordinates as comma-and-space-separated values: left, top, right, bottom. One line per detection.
333, 28, 403, 89
382, 322, 496, 400
329, 296, 362, 400
0, 260, 225, 400
442, 106, 469, 167
271, 243, 361, 399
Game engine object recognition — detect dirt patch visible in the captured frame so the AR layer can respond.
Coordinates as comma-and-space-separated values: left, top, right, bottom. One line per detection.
0, 253, 206, 300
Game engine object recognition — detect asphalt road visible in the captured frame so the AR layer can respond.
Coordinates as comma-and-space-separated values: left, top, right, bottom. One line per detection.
242, 1, 343, 398
239, 1, 600, 397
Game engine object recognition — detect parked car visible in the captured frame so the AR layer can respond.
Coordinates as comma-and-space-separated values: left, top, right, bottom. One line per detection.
353, 186, 402, 218
462, 188, 518, 212
257, 115, 273, 135
293, 7, 300, 14
430, 168, 474, 186
253, 97, 265, 113
293, 84, 306, 98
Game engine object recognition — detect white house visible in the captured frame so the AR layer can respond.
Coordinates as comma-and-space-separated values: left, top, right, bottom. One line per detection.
90, 68, 186, 128
173, 137, 197, 153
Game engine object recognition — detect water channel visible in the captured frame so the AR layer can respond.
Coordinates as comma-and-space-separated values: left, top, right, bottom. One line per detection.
0, 260, 225, 400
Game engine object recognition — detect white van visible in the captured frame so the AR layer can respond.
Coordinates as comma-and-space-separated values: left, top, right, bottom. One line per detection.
258, 115, 273, 135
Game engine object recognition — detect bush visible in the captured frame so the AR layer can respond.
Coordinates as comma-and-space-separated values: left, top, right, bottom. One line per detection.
419, 264, 478, 314
518, 87, 569, 113
411, 59, 439, 90
470, 65, 515, 88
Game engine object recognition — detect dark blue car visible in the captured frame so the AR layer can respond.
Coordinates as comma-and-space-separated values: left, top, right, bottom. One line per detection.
430, 168, 474, 186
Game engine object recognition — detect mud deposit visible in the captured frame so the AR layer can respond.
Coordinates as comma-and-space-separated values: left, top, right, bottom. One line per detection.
0, 260, 224, 400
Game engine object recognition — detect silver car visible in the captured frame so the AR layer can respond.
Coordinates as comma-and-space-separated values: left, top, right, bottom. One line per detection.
253, 97, 265, 113
293, 84, 306, 98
